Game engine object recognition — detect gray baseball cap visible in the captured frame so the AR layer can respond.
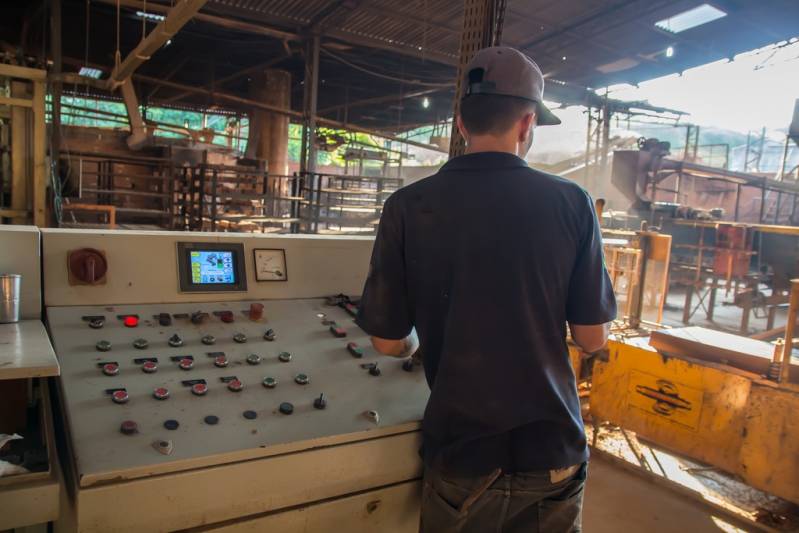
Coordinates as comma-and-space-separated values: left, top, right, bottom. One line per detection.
463, 46, 561, 126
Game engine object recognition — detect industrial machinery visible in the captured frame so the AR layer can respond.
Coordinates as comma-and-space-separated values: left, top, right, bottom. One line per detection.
590, 296, 799, 506
34, 229, 427, 532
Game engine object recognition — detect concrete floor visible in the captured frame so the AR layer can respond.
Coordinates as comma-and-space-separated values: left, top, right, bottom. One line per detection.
584, 455, 741, 533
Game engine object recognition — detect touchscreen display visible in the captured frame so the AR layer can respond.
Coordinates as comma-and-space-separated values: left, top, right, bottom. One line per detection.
189, 250, 236, 284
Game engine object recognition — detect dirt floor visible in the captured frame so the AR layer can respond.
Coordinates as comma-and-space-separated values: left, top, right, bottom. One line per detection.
584, 454, 744, 533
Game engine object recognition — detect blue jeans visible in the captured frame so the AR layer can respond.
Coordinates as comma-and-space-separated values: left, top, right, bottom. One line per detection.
420, 462, 587, 533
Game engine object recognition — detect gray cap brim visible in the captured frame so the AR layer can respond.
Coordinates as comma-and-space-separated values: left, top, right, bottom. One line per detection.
536, 101, 561, 126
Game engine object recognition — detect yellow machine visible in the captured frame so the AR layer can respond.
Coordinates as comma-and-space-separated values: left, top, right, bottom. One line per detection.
589, 254, 799, 507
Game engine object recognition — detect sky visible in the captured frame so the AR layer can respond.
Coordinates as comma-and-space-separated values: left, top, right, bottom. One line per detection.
527, 37, 799, 164
603, 38, 799, 135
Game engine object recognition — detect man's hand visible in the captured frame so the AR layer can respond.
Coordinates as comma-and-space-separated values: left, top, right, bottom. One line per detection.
370, 328, 419, 358
569, 322, 611, 353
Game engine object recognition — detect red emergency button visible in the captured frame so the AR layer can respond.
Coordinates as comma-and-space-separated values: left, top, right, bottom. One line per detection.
142, 361, 158, 374
102, 362, 120, 376
179, 358, 194, 370
227, 379, 244, 392
191, 383, 208, 396
123, 316, 139, 328
214, 355, 229, 368
153, 387, 170, 400
112, 390, 129, 404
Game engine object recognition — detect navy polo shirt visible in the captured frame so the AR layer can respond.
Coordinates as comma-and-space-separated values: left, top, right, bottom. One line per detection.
355, 151, 616, 476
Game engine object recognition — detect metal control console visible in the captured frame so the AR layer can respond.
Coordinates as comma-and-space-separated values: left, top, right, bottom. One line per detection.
41, 229, 426, 532
48, 299, 426, 486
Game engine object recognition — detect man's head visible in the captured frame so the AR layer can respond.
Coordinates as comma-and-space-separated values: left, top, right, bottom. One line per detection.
456, 47, 560, 158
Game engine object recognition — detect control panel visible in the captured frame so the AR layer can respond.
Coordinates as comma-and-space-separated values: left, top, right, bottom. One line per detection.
48, 297, 427, 487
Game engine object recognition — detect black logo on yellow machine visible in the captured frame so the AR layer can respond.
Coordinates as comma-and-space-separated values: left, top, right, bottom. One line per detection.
635, 379, 692, 416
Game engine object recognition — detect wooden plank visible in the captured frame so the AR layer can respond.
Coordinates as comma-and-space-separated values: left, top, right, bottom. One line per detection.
10, 81, 27, 224
0, 64, 46, 81
31, 81, 46, 227
649, 326, 798, 381
0, 209, 29, 218
0, 95, 33, 108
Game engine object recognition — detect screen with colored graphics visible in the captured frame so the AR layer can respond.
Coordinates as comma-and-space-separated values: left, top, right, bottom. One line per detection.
177, 242, 247, 292
190, 251, 235, 284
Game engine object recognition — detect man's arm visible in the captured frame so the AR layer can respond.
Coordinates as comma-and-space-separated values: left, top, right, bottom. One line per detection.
569, 322, 610, 353
355, 195, 416, 354
565, 190, 617, 347
371, 328, 419, 358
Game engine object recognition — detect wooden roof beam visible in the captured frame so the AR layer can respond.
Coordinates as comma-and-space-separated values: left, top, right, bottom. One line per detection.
107, 0, 208, 87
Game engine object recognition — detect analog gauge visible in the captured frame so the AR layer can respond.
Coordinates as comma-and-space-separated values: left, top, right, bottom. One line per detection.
253, 249, 288, 282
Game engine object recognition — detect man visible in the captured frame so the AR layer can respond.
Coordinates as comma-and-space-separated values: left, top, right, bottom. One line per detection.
355, 46, 616, 533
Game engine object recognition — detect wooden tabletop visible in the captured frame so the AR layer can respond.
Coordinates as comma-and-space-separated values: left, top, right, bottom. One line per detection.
0, 320, 60, 380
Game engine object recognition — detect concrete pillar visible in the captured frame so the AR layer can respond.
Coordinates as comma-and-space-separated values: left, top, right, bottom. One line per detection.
247, 69, 291, 178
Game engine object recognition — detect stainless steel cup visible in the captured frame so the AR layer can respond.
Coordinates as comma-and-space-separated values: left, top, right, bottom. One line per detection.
0, 273, 21, 323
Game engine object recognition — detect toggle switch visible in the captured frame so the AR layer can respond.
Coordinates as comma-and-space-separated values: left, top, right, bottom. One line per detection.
201, 334, 216, 345
246, 353, 262, 365
294, 373, 310, 385
313, 393, 327, 410
133, 338, 149, 350
263, 329, 276, 341
278, 351, 292, 363
262, 377, 277, 388
233, 333, 247, 344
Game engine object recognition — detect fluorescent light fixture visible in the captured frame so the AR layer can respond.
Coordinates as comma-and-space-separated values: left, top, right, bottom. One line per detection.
655, 4, 726, 33
78, 67, 103, 79
135, 10, 165, 22
666, 46, 675, 58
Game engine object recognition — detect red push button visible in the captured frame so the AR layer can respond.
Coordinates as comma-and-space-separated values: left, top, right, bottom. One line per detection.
227, 379, 243, 392
153, 387, 170, 400
123, 316, 139, 328
214, 355, 229, 368
191, 383, 208, 396
120, 420, 138, 435
102, 363, 120, 376
112, 390, 129, 404
219, 311, 234, 323
179, 358, 194, 371
142, 361, 158, 373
